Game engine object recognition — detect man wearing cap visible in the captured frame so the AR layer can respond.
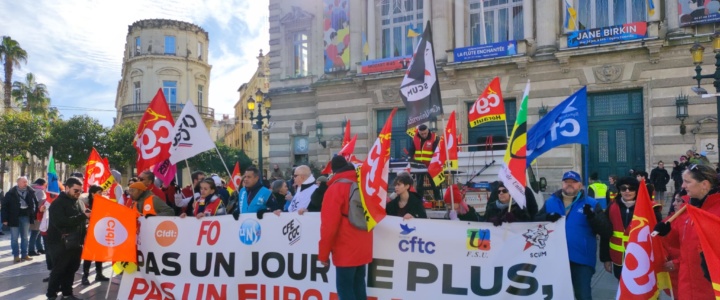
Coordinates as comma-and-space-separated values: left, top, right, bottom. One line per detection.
288, 165, 318, 214
127, 182, 174, 217
536, 171, 611, 300
408, 124, 441, 200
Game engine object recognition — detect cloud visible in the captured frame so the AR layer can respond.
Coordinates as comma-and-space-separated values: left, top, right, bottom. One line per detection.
0, 0, 269, 127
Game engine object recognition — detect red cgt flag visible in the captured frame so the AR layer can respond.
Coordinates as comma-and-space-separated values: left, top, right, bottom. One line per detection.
134, 88, 175, 172
428, 135, 447, 186
469, 76, 505, 128
445, 111, 458, 170
82, 194, 138, 263
338, 134, 357, 159
617, 179, 672, 299
686, 205, 720, 299
228, 162, 242, 193
358, 108, 396, 231
341, 119, 351, 148
84, 148, 114, 192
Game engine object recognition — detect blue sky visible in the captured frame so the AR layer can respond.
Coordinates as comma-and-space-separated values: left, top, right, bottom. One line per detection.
0, 0, 269, 127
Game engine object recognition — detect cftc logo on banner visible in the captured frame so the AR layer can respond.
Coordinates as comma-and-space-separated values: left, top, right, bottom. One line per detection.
398, 224, 435, 254
239, 219, 262, 245
282, 219, 301, 245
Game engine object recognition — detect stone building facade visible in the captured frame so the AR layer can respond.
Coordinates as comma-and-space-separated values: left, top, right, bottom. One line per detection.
114, 19, 214, 126
266, 0, 720, 190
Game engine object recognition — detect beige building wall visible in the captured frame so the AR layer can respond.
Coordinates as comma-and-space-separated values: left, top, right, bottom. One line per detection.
114, 19, 214, 126
267, 0, 719, 191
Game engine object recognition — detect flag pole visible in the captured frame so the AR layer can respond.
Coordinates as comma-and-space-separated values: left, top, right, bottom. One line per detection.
214, 146, 233, 180
105, 271, 114, 299
583, 144, 589, 194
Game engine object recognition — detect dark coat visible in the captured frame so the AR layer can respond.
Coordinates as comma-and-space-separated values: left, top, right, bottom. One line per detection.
265, 192, 288, 212
385, 191, 427, 218
650, 167, 670, 192
308, 182, 328, 212
457, 206, 481, 222
47, 192, 88, 245
484, 200, 531, 223
1, 185, 37, 226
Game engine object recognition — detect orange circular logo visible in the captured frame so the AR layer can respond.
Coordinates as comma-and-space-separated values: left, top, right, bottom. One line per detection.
154, 221, 178, 247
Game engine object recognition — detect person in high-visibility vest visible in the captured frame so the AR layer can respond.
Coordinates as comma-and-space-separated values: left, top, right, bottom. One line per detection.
600, 176, 662, 280
587, 172, 609, 210
607, 175, 618, 206
126, 182, 174, 217
407, 124, 440, 200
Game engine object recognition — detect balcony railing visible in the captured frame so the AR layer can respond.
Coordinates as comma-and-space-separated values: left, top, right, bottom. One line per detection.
122, 103, 214, 118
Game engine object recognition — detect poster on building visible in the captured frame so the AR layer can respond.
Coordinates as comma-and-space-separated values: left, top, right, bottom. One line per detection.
323, 0, 350, 73
679, 0, 720, 27
454, 40, 518, 63
118, 214, 573, 299
567, 22, 647, 47
360, 55, 413, 74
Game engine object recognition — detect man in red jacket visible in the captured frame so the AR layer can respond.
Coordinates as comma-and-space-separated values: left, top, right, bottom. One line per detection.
318, 156, 372, 300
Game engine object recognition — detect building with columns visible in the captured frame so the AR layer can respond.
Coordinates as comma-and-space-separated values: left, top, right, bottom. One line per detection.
266, 0, 720, 191
114, 19, 215, 127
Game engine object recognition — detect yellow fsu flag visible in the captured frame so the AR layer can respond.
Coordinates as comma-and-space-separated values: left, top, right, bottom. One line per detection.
498, 80, 528, 208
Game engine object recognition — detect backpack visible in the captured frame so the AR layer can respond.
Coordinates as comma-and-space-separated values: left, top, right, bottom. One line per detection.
336, 178, 367, 231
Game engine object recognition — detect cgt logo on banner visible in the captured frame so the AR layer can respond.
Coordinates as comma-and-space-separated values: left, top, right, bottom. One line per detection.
119, 215, 573, 299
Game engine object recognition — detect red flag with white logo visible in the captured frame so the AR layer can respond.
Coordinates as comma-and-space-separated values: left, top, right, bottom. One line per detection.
228, 162, 241, 193
81, 194, 137, 262
445, 111, 458, 169
428, 134, 446, 186
358, 108, 396, 231
338, 134, 357, 159
134, 89, 175, 172
469, 77, 505, 127
84, 148, 114, 192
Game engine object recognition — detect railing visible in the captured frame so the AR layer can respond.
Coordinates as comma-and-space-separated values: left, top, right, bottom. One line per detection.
121, 103, 214, 118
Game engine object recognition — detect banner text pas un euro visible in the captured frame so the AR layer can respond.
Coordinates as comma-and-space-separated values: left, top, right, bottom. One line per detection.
119, 214, 573, 299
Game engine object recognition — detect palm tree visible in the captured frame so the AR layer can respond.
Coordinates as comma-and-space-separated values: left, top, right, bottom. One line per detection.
12, 72, 51, 116
0, 36, 28, 109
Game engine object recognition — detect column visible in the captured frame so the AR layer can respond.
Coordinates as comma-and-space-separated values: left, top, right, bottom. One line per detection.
432, 0, 449, 61
523, 0, 534, 41
535, 0, 559, 54
368, 0, 376, 60
454, 0, 465, 49
350, 0, 363, 71
423, 0, 431, 26
665, 0, 681, 36
648, 0, 660, 22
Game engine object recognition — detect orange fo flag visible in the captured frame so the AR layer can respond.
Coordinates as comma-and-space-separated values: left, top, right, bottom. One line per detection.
228, 162, 241, 194
428, 134, 447, 186
445, 111, 458, 170
686, 205, 720, 299
81, 194, 138, 263
134, 88, 175, 172
469, 76, 505, 127
84, 148, 114, 192
358, 108, 396, 231
341, 119, 351, 148
617, 179, 672, 299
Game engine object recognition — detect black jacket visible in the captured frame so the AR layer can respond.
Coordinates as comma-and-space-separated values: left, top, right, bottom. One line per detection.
650, 167, 670, 192
487, 185, 538, 219
47, 192, 88, 245
671, 164, 685, 189
484, 200, 531, 223
456, 206, 481, 222
265, 192, 288, 212
308, 182, 328, 212
385, 192, 427, 218
1, 186, 37, 226
599, 198, 663, 262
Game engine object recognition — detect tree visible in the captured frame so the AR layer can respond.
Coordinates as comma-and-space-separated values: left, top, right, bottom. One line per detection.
47, 115, 107, 169
0, 111, 44, 189
0, 36, 28, 109
186, 142, 252, 180
105, 120, 138, 172
12, 72, 51, 116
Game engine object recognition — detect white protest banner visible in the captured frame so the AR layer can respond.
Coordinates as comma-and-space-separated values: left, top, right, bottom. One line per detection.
119, 214, 573, 299
168, 101, 215, 164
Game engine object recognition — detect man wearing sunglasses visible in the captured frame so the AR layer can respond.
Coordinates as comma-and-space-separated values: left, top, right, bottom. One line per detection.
536, 171, 611, 300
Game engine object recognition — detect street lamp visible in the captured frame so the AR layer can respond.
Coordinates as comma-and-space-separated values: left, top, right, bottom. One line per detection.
676, 93, 689, 135
690, 35, 720, 152
247, 88, 271, 175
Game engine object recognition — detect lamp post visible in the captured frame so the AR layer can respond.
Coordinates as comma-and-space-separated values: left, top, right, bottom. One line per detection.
247, 88, 271, 175
676, 93, 689, 135
690, 34, 720, 152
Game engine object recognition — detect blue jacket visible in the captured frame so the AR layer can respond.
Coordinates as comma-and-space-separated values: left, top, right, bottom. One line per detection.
235, 182, 271, 214
539, 190, 611, 267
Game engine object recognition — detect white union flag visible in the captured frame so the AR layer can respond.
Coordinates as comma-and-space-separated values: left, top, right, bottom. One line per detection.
168, 101, 215, 164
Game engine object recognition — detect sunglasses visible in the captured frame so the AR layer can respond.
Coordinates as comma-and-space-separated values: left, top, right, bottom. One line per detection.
497, 188, 509, 194
70, 188, 83, 194
619, 185, 636, 192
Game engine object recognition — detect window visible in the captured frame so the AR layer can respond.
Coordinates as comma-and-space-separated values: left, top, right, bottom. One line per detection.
469, 0, 524, 45
377, 109, 413, 159
466, 99, 516, 151
197, 85, 204, 104
381, 0, 423, 58
577, 0, 646, 30
198, 42, 203, 60
164, 36, 176, 55
293, 32, 308, 76
162, 81, 177, 104
133, 82, 141, 104
134, 37, 141, 56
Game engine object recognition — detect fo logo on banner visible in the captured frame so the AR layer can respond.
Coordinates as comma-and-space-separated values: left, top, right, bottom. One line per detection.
93, 217, 128, 247
155, 220, 178, 247
283, 219, 301, 245
239, 219, 261, 245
